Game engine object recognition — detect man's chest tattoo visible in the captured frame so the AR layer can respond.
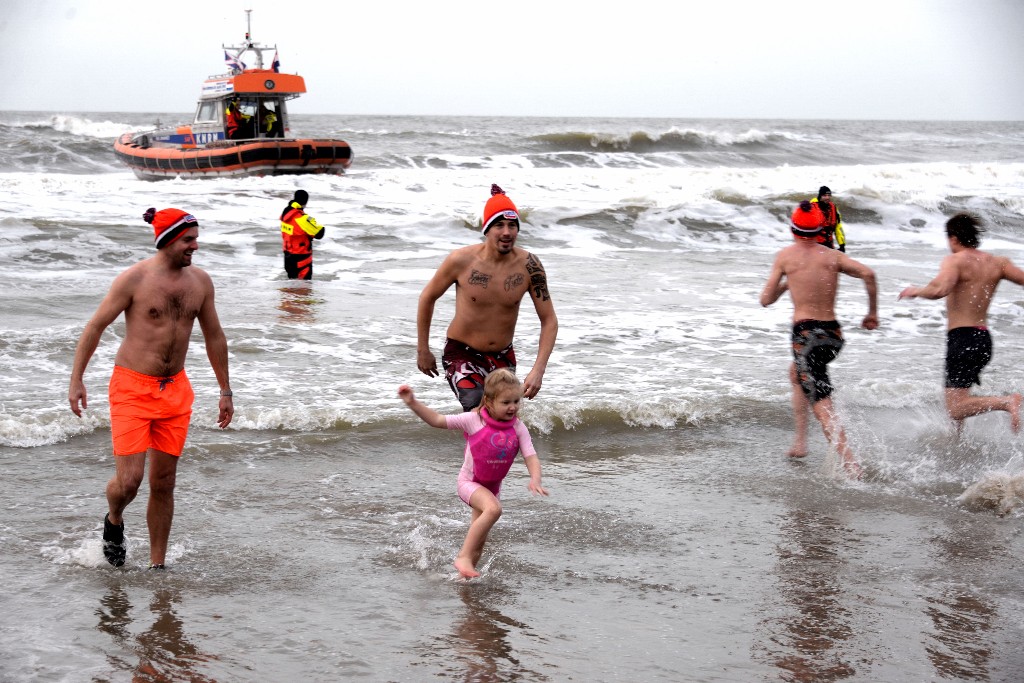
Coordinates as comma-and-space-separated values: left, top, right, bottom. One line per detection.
468, 270, 491, 288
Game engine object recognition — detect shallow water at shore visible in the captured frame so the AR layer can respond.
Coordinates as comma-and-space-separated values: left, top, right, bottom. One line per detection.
4, 412, 1024, 681
2, 113, 1024, 680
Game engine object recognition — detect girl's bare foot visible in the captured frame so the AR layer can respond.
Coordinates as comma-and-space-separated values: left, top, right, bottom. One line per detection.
453, 557, 480, 579
842, 460, 863, 480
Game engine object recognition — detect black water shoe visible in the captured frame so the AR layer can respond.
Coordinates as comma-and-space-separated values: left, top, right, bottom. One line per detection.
148, 564, 165, 570
102, 513, 126, 567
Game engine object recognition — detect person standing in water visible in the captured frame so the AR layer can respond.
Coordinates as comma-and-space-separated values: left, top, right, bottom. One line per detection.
760, 201, 878, 478
899, 212, 1023, 434
398, 369, 548, 578
810, 185, 847, 252
68, 207, 233, 569
281, 189, 325, 280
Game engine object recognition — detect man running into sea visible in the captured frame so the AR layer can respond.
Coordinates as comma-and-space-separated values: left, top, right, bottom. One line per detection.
899, 212, 1024, 434
417, 184, 558, 410
68, 207, 233, 569
760, 201, 879, 478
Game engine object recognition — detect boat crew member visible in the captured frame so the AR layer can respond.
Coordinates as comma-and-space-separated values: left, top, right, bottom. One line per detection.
280, 189, 325, 280
809, 185, 846, 252
259, 101, 282, 138
225, 97, 252, 140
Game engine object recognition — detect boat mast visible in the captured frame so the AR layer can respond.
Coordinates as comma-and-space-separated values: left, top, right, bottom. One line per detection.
244, 10, 261, 70
223, 9, 277, 72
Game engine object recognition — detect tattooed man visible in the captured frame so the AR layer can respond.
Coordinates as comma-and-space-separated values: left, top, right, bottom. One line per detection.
417, 185, 558, 411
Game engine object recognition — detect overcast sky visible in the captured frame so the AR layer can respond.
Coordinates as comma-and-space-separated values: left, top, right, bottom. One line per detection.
2, 0, 1023, 120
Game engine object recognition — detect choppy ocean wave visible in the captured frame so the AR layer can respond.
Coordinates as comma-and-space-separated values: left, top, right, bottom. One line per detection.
0, 115, 148, 173
0, 386, 750, 449
531, 127, 813, 153
4, 112, 1024, 683
4, 113, 1023, 173
6, 114, 153, 139
3, 113, 1024, 498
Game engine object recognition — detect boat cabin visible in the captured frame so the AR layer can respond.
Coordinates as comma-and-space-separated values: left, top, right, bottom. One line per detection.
149, 25, 310, 148
190, 69, 307, 144
113, 10, 352, 179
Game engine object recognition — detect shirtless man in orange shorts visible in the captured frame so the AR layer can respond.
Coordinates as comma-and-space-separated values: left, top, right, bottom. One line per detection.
69, 207, 233, 569
417, 184, 558, 410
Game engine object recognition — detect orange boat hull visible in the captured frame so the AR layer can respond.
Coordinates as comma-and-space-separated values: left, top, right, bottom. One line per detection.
114, 134, 352, 180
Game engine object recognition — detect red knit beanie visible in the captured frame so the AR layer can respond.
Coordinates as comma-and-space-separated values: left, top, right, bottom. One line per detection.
482, 184, 519, 234
791, 201, 824, 238
144, 208, 198, 249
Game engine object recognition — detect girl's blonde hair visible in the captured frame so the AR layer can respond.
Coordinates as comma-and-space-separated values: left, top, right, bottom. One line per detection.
478, 368, 521, 410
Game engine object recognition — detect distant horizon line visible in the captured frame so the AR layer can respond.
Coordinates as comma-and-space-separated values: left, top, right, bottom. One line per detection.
1, 108, 1022, 124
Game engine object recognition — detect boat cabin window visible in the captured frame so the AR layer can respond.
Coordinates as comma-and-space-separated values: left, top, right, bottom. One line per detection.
225, 98, 257, 139
224, 97, 285, 140
256, 99, 284, 138
195, 101, 220, 124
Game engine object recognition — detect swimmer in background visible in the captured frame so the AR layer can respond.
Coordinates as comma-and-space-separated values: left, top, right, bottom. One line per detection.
760, 201, 879, 478
899, 212, 1024, 434
398, 369, 548, 578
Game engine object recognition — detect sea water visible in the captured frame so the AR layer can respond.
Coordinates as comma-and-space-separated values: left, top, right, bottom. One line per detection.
1, 112, 1023, 681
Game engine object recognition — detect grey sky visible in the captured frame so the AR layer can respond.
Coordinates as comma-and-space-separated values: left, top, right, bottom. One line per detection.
2, 0, 1022, 119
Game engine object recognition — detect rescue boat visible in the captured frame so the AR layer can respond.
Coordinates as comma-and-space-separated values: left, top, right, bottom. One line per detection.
114, 12, 352, 180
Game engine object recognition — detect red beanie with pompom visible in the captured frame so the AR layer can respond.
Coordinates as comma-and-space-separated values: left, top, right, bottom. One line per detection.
144, 208, 198, 249
790, 201, 824, 238
482, 184, 519, 234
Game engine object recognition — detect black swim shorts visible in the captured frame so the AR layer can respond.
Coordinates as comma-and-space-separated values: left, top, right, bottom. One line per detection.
791, 320, 845, 404
945, 326, 992, 388
442, 338, 517, 412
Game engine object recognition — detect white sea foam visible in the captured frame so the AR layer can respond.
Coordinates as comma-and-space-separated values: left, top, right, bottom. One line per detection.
2, 117, 1024, 497
13, 114, 151, 139
959, 471, 1024, 515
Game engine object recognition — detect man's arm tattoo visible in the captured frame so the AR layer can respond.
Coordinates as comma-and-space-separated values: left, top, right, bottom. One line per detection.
525, 254, 550, 302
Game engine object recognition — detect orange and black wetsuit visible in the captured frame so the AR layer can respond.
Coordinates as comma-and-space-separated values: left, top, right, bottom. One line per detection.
225, 104, 243, 139
810, 198, 846, 252
280, 201, 325, 280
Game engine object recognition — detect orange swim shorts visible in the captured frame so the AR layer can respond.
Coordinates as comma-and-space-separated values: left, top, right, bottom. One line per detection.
108, 366, 194, 457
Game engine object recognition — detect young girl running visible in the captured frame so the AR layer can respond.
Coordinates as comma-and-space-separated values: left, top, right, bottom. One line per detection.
398, 369, 548, 578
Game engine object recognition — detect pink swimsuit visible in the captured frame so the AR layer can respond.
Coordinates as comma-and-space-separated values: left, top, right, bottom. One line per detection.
446, 408, 536, 505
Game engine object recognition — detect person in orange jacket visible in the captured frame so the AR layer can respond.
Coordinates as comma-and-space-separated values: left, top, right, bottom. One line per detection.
225, 97, 251, 140
810, 186, 847, 252
280, 190, 325, 280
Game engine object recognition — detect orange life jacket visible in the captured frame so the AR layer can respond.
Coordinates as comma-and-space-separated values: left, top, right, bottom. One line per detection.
225, 106, 242, 138
810, 197, 846, 249
280, 202, 324, 254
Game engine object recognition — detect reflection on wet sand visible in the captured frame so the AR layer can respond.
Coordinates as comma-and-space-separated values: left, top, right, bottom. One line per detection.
760, 509, 857, 682
923, 523, 999, 680
96, 583, 218, 682
278, 283, 321, 324
426, 584, 546, 683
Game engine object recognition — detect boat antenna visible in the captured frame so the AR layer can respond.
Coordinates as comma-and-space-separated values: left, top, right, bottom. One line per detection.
243, 9, 260, 69
223, 9, 276, 71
